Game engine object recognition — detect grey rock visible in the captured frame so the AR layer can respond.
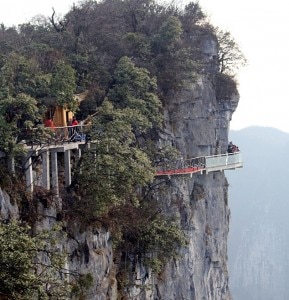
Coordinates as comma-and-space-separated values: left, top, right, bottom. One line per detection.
0, 188, 19, 221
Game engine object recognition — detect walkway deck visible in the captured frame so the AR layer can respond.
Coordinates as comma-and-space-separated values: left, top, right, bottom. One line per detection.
156, 152, 243, 177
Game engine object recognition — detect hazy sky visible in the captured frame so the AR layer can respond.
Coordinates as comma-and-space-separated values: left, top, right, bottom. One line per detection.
1, 0, 288, 133
197, 0, 289, 134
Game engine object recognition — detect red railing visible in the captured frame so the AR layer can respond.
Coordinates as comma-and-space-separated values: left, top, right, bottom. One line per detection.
156, 156, 206, 176
155, 152, 242, 176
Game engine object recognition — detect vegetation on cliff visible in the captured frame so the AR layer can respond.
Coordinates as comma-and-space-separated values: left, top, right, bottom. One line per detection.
0, 0, 245, 297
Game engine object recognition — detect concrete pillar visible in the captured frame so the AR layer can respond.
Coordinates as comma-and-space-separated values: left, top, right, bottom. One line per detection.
75, 147, 82, 174
64, 149, 71, 187
75, 147, 82, 160
51, 151, 59, 197
42, 151, 50, 189
7, 156, 15, 175
24, 156, 33, 193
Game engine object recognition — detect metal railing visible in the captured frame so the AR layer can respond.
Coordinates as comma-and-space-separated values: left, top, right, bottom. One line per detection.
52, 124, 90, 142
19, 124, 91, 147
205, 152, 242, 172
155, 152, 243, 177
156, 156, 206, 176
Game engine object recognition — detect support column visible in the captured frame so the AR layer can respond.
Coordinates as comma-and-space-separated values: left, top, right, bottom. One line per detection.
7, 156, 15, 175
51, 151, 59, 197
75, 147, 82, 161
75, 146, 82, 174
42, 151, 50, 190
64, 150, 71, 187
24, 156, 33, 193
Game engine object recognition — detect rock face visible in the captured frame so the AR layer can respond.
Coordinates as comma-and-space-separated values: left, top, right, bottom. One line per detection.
148, 76, 237, 299
0, 188, 19, 221
0, 38, 239, 299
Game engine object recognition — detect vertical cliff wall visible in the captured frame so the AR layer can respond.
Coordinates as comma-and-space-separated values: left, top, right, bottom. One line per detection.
116, 35, 239, 299
134, 34, 238, 299
149, 78, 238, 300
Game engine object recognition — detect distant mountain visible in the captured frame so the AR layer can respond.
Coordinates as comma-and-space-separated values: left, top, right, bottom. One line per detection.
227, 126, 289, 300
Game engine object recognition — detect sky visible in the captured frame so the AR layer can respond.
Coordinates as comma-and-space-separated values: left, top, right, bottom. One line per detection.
197, 0, 289, 134
1, 0, 289, 133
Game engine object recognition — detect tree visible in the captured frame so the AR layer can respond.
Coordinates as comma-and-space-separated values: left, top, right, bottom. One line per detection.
0, 93, 46, 156
215, 72, 238, 101
0, 222, 70, 300
74, 100, 156, 218
108, 56, 162, 127
152, 15, 183, 54
181, 1, 206, 32
72, 57, 161, 217
0, 53, 39, 98
50, 61, 78, 112
216, 28, 247, 75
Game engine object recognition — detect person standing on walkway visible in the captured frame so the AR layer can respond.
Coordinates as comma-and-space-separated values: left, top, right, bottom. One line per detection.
72, 117, 78, 126
71, 117, 79, 136
44, 117, 55, 130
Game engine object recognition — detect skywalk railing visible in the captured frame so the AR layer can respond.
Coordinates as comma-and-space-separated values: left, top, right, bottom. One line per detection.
205, 152, 243, 173
156, 156, 206, 176
52, 124, 90, 143
155, 152, 243, 177
20, 124, 91, 147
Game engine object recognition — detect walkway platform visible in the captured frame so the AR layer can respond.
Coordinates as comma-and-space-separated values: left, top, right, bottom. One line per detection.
1, 124, 243, 194
156, 152, 243, 177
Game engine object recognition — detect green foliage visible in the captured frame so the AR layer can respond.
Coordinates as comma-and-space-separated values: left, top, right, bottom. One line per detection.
182, 2, 206, 29
157, 16, 183, 49
71, 273, 93, 298
118, 204, 186, 273
108, 56, 162, 127
109, 201, 186, 277
0, 0, 244, 104
50, 61, 78, 112
73, 57, 162, 219
215, 72, 238, 101
0, 53, 40, 98
151, 14, 202, 93
0, 93, 46, 155
124, 32, 151, 60
0, 221, 70, 300
74, 100, 156, 218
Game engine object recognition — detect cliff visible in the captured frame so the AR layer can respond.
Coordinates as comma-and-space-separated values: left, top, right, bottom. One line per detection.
0, 34, 239, 299
145, 44, 239, 298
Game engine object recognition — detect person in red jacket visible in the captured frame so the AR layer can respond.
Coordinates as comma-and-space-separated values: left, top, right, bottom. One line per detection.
71, 117, 78, 126
71, 117, 79, 136
44, 117, 55, 129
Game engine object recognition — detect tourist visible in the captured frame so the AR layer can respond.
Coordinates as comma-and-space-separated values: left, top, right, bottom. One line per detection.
44, 117, 55, 129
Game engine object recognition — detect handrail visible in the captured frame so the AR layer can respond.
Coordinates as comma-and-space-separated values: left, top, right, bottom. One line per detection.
205, 152, 242, 171
19, 124, 91, 147
50, 124, 91, 130
18, 123, 243, 177
156, 155, 206, 176
155, 152, 242, 177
